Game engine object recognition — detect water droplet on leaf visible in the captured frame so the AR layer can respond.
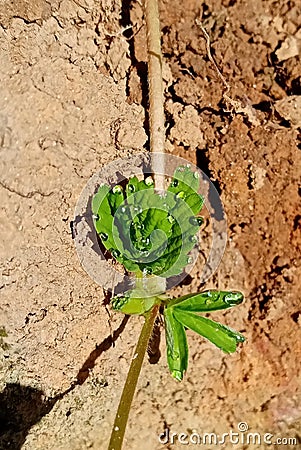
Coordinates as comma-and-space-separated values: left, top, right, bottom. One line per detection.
171, 179, 178, 187
144, 176, 154, 186
100, 232, 108, 241
224, 292, 244, 306
128, 184, 135, 193
112, 249, 121, 258
189, 217, 196, 225
112, 185, 123, 194
176, 191, 185, 199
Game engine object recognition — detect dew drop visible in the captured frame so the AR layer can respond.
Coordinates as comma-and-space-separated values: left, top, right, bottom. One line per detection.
176, 191, 185, 199
112, 185, 123, 194
187, 256, 193, 264
167, 215, 175, 224
224, 292, 243, 306
92, 214, 99, 220
190, 235, 198, 243
112, 249, 121, 258
100, 232, 108, 241
128, 184, 135, 193
189, 217, 199, 226
189, 216, 203, 226
144, 176, 154, 186
171, 179, 178, 187
121, 206, 126, 213
193, 171, 199, 179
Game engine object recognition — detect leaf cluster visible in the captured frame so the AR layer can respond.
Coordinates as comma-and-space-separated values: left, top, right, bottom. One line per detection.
92, 166, 203, 277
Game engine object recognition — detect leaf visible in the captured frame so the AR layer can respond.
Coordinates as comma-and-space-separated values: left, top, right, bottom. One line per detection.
173, 309, 245, 354
111, 288, 158, 314
92, 167, 204, 277
164, 307, 188, 381
169, 290, 244, 312
167, 165, 203, 214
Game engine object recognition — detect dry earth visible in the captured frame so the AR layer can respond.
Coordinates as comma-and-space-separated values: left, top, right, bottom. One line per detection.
0, 0, 301, 449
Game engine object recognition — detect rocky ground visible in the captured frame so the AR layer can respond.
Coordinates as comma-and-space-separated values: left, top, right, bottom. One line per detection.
0, 0, 300, 449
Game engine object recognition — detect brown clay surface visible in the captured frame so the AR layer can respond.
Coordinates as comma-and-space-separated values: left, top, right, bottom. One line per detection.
0, 0, 301, 449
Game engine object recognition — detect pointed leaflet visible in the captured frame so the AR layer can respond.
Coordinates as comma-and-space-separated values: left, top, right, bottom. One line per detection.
168, 290, 244, 312
173, 309, 245, 354
164, 307, 188, 381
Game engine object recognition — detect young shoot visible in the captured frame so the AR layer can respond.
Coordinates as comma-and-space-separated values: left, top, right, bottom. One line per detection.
92, 165, 245, 381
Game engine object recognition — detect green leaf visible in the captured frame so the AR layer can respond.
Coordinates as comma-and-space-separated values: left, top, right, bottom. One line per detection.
168, 290, 244, 312
168, 165, 203, 214
173, 309, 245, 354
164, 307, 188, 381
92, 167, 204, 277
111, 288, 158, 314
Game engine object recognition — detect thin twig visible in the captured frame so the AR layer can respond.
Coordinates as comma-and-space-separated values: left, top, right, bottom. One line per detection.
196, 19, 260, 125
195, 19, 230, 94
144, 0, 165, 191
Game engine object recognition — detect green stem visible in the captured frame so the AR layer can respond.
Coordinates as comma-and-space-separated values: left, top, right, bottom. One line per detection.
108, 304, 159, 450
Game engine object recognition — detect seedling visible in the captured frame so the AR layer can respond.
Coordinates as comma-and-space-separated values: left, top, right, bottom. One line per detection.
89, 1, 244, 448
92, 165, 245, 449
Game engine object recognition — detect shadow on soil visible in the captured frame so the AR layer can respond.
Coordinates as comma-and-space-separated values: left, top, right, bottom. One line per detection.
0, 315, 129, 449
0, 383, 61, 450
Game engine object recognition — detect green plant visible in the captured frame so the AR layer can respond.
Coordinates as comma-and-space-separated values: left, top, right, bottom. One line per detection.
92, 165, 245, 449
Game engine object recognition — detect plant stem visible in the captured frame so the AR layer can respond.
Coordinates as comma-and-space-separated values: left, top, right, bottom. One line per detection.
108, 304, 159, 450
108, 3, 166, 448
144, 0, 165, 191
